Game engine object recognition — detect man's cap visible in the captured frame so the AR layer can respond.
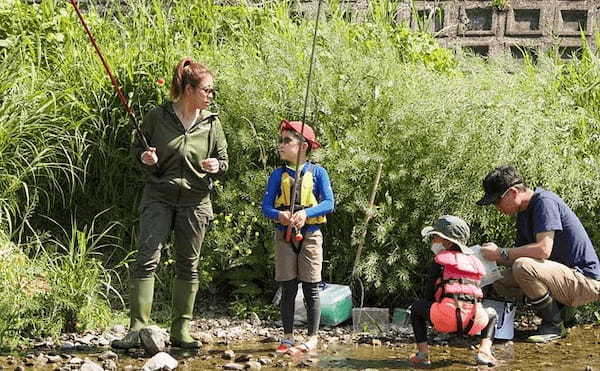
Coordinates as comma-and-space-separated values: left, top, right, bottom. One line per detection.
476, 165, 524, 206
421, 215, 473, 254
279, 120, 321, 149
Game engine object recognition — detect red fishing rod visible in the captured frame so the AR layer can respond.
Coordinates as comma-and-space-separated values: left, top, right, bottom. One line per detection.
68, 0, 150, 151
285, 0, 324, 244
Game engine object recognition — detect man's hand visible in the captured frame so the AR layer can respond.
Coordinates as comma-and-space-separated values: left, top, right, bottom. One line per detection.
141, 147, 158, 166
201, 158, 220, 173
278, 211, 292, 226
291, 210, 307, 229
480, 242, 501, 261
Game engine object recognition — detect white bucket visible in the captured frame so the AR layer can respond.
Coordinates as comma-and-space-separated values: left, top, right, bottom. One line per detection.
482, 299, 515, 340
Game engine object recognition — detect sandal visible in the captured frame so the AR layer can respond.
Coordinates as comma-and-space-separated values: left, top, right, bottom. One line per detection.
276, 339, 294, 353
475, 350, 497, 367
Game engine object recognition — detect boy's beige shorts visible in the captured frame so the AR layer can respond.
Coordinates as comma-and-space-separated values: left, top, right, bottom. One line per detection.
274, 229, 323, 283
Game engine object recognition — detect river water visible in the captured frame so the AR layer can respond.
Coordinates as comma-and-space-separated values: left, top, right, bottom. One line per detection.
3, 325, 599, 370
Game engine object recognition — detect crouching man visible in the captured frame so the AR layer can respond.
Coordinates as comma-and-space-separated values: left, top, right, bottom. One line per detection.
477, 165, 600, 343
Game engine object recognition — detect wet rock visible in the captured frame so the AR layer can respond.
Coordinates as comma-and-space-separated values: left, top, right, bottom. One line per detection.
15, 366, 24, 371
99, 351, 118, 361
260, 336, 278, 343
248, 312, 261, 327
258, 357, 273, 365
196, 332, 214, 344
223, 363, 245, 370
24, 359, 35, 367
80, 361, 104, 371
371, 339, 382, 346
235, 354, 251, 363
78, 334, 95, 345
299, 358, 319, 368
103, 359, 118, 371
222, 350, 235, 360
68, 357, 84, 365
60, 341, 76, 351
141, 352, 178, 371
139, 326, 166, 355
111, 325, 127, 334
97, 337, 111, 347
274, 359, 289, 368
585, 367, 593, 371
245, 360, 262, 369
47, 355, 62, 363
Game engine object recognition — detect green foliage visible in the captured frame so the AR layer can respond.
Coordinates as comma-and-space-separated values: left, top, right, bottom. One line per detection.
0, 214, 119, 348
491, 0, 510, 11
228, 299, 279, 321
1, 0, 600, 322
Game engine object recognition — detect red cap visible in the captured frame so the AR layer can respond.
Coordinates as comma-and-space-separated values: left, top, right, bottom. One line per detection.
279, 120, 321, 149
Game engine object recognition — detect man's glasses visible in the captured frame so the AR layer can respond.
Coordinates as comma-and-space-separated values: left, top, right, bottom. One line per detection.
495, 181, 522, 205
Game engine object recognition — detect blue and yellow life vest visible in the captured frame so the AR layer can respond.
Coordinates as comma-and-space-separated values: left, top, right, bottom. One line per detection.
274, 163, 326, 225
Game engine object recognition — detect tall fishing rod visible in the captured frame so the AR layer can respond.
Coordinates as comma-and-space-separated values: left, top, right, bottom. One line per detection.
285, 0, 324, 243
67, 0, 150, 151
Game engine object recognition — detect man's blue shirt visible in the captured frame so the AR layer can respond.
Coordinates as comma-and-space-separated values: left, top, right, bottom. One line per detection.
516, 188, 600, 280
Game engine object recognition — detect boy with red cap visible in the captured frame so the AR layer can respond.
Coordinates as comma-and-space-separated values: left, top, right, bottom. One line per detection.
261, 120, 335, 355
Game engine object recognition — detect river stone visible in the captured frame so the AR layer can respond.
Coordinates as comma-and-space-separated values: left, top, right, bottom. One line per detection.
103, 359, 118, 371
196, 332, 214, 344
139, 326, 166, 355
234, 354, 251, 363
244, 360, 262, 369
222, 350, 235, 360
47, 355, 62, 363
223, 363, 244, 370
80, 361, 104, 371
141, 352, 178, 371
248, 312, 261, 327
99, 351, 118, 361
68, 357, 83, 365
60, 342, 76, 351
258, 357, 272, 365
259, 336, 277, 343
111, 325, 127, 334
14, 366, 24, 371
299, 358, 319, 368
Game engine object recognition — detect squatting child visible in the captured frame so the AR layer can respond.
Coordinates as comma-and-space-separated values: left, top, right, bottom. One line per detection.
261, 120, 334, 355
409, 215, 498, 367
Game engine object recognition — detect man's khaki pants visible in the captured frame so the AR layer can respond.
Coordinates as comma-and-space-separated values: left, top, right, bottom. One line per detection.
494, 257, 600, 307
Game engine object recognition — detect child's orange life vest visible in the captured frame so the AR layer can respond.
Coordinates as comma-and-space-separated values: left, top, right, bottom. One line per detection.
429, 250, 489, 335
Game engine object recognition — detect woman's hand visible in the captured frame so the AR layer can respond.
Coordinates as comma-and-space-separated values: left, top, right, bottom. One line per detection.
291, 210, 307, 229
201, 158, 220, 173
141, 147, 158, 166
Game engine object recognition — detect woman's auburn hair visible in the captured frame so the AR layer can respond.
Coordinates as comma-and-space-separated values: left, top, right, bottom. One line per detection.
169, 57, 213, 101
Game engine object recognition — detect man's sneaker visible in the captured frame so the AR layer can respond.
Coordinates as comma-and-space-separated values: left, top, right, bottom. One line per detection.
527, 322, 566, 343
409, 352, 431, 366
276, 339, 294, 353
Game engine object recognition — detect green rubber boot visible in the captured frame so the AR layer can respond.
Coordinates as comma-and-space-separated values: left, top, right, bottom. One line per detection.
527, 294, 566, 343
112, 277, 155, 349
170, 279, 201, 348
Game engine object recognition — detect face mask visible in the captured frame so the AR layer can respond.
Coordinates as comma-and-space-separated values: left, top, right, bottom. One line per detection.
431, 242, 445, 255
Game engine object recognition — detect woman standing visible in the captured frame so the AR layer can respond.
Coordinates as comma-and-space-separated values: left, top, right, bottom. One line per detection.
112, 58, 228, 349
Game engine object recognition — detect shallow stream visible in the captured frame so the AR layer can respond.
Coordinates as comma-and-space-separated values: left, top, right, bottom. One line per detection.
3, 325, 599, 370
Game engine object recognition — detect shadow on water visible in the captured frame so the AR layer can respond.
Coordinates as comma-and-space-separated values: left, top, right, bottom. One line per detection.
2, 326, 600, 370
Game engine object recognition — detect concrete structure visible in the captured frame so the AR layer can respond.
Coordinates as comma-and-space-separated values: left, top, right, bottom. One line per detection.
293, 0, 599, 58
